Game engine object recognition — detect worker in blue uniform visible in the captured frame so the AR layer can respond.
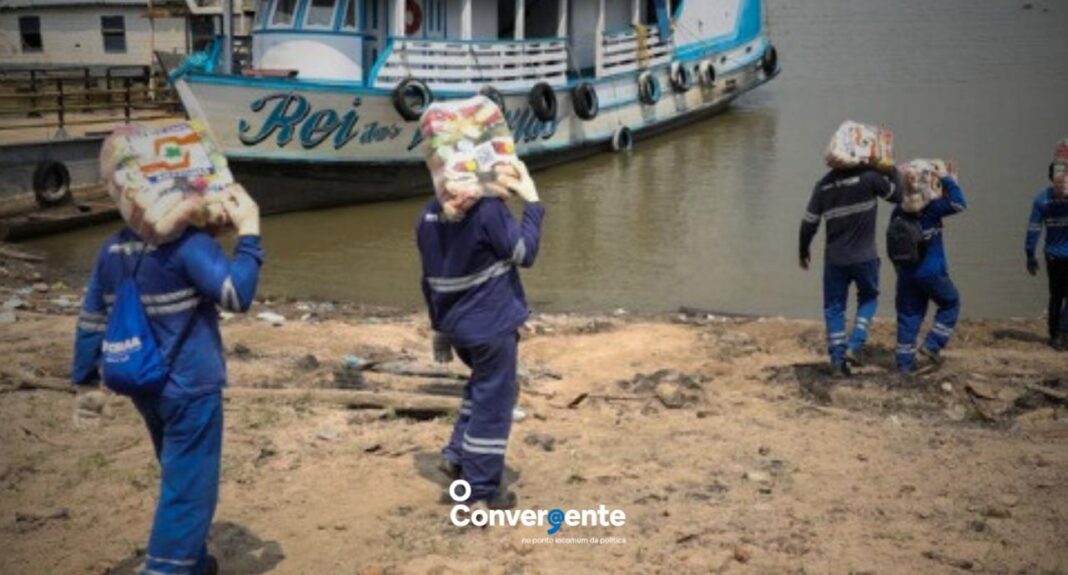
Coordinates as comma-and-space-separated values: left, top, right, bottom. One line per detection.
416, 162, 544, 509
892, 174, 967, 373
1026, 141, 1068, 350
71, 186, 264, 575
800, 158, 901, 376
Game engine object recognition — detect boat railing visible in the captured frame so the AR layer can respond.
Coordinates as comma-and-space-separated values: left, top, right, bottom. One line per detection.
373, 37, 570, 92
601, 24, 673, 76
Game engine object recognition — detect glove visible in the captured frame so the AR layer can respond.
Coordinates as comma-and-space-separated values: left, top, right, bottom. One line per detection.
497, 161, 539, 203
1027, 256, 1040, 276
224, 184, 261, 237
73, 384, 107, 429
432, 331, 454, 364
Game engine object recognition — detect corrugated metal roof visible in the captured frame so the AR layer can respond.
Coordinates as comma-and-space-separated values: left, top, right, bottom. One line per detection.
0, 0, 186, 9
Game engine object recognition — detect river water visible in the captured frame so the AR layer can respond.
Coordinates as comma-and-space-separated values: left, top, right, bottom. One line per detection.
25, 0, 1068, 318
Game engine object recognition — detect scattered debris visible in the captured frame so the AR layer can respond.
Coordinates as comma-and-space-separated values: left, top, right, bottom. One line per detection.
296, 354, 320, 371
523, 432, 556, 452
256, 312, 286, 327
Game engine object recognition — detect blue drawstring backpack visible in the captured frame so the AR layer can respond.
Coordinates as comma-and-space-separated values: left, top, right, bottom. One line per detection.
101, 248, 195, 396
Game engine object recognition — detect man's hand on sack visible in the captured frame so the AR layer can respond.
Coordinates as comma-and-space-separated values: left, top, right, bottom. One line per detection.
1027, 257, 1040, 276
73, 384, 108, 429
224, 184, 262, 237
432, 331, 454, 364
496, 161, 539, 203
874, 157, 896, 175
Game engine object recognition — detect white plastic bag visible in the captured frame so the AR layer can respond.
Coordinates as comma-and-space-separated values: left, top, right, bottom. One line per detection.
420, 95, 518, 220
900, 159, 955, 214
100, 121, 235, 244
825, 120, 894, 169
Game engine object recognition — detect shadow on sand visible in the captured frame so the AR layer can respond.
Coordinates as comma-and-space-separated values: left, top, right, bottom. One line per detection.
106, 521, 284, 574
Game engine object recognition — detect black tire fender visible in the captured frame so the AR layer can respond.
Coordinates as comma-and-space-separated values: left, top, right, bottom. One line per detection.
572, 82, 599, 121
610, 126, 633, 153
392, 78, 433, 122
528, 82, 558, 123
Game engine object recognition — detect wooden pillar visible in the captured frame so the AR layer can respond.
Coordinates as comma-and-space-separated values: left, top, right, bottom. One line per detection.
392, 0, 406, 37
594, 0, 605, 76
460, 0, 472, 39
515, 0, 525, 39
557, 0, 567, 37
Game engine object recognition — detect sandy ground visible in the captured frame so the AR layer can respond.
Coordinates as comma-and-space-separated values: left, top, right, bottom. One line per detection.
1, 251, 1067, 574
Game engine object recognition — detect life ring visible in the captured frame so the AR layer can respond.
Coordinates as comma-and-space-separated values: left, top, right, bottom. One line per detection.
33, 161, 72, 207
761, 44, 778, 76
405, 0, 423, 36
479, 85, 506, 115
572, 82, 599, 121
698, 60, 716, 86
638, 72, 661, 106
528, 82, 557, 123
392, 78, 432, 122
610, 126, 633, 153
669, 62, 693, 93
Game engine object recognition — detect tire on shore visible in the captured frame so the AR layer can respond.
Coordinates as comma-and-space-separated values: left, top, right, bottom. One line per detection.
33, 161, 72, 207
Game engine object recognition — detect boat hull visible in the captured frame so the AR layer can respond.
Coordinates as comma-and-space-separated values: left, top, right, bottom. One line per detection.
175, 36, 777, 213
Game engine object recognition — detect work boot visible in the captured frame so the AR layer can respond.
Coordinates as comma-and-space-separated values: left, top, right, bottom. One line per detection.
438, 458, 461, 481
474, 489, 518, 511
919, 346, 944, 366
204, 555, 219, 575
844, 349, 864, 368
830, 362, 852, 379
1053, 334, 1068, 352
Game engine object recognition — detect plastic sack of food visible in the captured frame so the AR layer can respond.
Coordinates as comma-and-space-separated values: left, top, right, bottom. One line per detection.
825, 120, 894, 169
420, 95, 517, 219
1052, 138, 1068, 199
100, 121, 234, 245
899, 159, 956, 214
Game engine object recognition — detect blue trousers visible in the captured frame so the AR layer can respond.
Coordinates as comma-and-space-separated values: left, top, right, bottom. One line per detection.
895, 272, 961, 371
442, 332, 518, 501
823, 259, 880, 366
132, 392, 223, 575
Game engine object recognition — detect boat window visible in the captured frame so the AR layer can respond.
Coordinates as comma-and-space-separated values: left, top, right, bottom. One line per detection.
18, 16, 42, 53
254, 0, 272, 29
271, 0, 298, 27
101, 15, 126, 53
305, 0, 337, 28
342, 0, 357, 30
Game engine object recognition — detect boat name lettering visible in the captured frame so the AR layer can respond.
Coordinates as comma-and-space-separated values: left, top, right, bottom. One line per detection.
238, 94, 402, 150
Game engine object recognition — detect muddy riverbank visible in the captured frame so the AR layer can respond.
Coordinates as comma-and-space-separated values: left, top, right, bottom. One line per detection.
1, 249, 1067, 574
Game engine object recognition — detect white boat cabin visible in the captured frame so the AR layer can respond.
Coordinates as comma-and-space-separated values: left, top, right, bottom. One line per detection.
247, 0, 741, 90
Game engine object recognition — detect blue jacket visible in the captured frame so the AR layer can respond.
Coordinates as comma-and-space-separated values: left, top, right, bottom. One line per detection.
893, 176, 967, 278
72, 228, 264, 397
416, 198, 544, 348
1025, 187, 1068, 260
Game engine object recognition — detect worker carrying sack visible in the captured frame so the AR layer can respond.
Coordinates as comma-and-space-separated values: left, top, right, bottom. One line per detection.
101, 250, 195, 396
887, 214, 925, 267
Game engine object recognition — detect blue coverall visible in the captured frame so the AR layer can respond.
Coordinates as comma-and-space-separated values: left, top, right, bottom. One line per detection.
892, 176, 967, 372
1025, 187, 1068, 340
72, 228, 263, 575
799, 167, 902, 368
416, 197, 544, 502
